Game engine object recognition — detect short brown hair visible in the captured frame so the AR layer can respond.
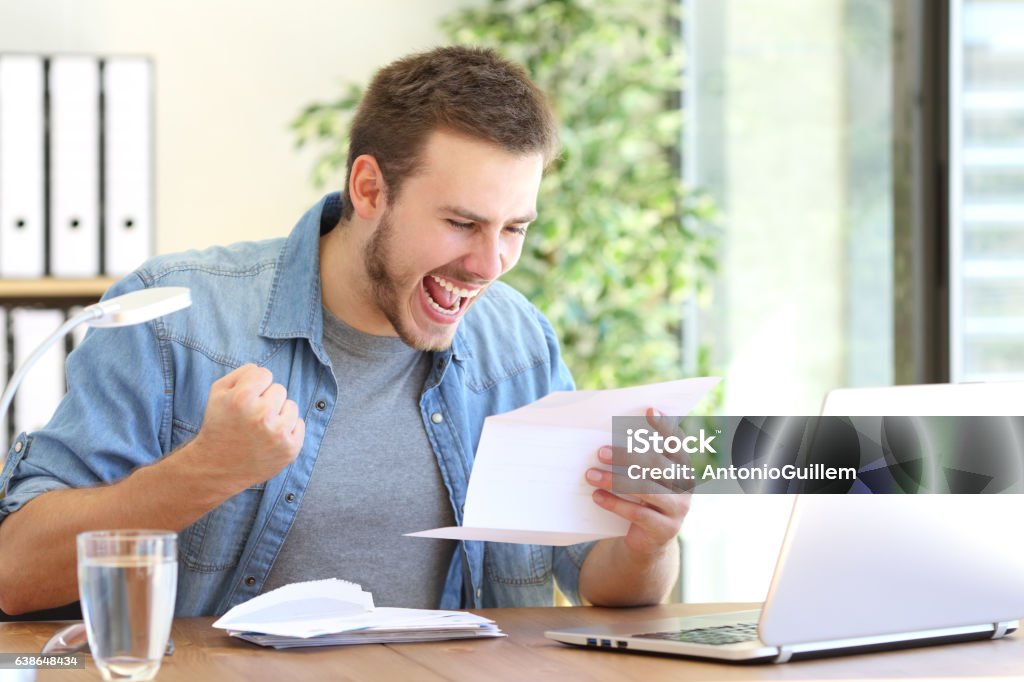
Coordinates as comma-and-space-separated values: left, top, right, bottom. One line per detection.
340, 45, 559, 221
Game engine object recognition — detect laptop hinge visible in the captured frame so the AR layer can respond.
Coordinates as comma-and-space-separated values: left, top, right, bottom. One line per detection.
773, 646, 794, 664
992, 622, 1011, 639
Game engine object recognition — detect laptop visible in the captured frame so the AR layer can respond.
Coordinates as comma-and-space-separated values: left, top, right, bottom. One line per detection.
545, 382, 1024, 663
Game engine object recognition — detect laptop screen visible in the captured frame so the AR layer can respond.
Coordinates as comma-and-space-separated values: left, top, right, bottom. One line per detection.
759, 381, 1024, 646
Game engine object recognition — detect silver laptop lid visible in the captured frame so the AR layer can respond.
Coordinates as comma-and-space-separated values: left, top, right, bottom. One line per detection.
759, 382, 1024, 646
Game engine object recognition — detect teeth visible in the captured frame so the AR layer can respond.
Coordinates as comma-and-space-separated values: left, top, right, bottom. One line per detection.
431, 275, 481, 299
425, 289, 460, 314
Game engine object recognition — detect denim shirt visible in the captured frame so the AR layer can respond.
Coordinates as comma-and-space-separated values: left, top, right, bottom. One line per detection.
0, 193, 595, 616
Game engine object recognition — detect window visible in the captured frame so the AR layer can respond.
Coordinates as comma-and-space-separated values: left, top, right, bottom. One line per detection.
682, 0, 901, 601
950, 0, 1024, 381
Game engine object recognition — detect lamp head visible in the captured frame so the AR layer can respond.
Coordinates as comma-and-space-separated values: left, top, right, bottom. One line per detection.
87, 287, 192, 328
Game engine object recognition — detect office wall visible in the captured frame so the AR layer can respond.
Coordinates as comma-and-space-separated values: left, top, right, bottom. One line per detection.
0, 0, 474, 254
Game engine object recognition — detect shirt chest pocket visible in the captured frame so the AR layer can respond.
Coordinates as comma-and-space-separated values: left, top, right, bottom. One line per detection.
170, 423, 264, 573
179, 484, 264, 572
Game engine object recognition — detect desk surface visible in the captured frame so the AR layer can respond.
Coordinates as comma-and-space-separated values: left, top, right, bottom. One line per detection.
2, 603, 1022, 681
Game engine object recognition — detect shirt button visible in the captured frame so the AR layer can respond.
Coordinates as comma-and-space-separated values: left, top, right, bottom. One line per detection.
315, 400, 327, 411
431, 412, 443, 424
476, 588, 482, 600
285, 493, 296, 503
244, 576, 256, 586
13, 441, 23, 453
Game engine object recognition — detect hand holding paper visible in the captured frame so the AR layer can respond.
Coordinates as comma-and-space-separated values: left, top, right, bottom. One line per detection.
587, 408, 695, 555
407, 377, 719, 545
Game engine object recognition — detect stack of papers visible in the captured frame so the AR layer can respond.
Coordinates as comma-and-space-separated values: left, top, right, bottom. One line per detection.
212, 579, 503, 648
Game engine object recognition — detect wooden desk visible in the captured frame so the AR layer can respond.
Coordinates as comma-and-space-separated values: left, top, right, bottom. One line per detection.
2, 603, 1022, 681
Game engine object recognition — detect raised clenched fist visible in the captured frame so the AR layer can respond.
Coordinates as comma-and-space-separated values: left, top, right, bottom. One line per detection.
190, 364, 306, 494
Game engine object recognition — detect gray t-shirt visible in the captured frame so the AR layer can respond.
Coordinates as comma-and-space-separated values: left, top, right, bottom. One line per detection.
262, 307, 456, 607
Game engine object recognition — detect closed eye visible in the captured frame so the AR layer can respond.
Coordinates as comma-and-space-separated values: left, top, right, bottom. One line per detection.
446, 219, 475, 230
506, 225, 528, 236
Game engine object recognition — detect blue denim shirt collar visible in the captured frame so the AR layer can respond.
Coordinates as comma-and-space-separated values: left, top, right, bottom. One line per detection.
259, 191, 471, 370
258, 194, 331, 365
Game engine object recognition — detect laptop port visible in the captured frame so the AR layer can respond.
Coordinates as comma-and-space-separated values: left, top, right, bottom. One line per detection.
586, 638, 597, 646
616, 641, 628, 648
601, 639, 612, 647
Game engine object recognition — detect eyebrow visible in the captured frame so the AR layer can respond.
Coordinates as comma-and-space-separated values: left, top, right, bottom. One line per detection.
441, 205, 537, 225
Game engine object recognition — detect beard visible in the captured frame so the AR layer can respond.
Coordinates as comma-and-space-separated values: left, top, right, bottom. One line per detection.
363, 208, 458, 352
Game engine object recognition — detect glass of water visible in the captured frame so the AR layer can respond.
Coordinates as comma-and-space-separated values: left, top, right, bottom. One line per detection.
76, 530, 177, 681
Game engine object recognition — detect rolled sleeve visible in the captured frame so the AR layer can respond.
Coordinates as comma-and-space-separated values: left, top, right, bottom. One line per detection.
0, 273, 170, 525
552, 540, 597, 605
0, 434, 74, 520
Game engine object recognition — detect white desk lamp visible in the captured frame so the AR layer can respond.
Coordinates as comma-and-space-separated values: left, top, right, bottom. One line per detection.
0, 287, 192, 455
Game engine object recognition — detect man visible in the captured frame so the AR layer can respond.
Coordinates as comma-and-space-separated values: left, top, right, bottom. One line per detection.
0, 46, 685, 616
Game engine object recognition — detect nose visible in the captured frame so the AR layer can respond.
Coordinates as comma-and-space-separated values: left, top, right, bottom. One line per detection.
464, 231, 507, 282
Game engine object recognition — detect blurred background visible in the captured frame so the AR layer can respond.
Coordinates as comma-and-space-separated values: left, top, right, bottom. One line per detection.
2, 0, 1022, 603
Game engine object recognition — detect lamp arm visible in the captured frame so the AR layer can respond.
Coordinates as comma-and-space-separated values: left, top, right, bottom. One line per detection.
0, 307, 102, 441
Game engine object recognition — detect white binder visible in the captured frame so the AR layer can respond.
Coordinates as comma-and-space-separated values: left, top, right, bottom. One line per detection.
0, 307, 8, 449
103, 57, 153, 276
49, 56, 101, 277
10, 307, 66, 437
0, 55, 46, 277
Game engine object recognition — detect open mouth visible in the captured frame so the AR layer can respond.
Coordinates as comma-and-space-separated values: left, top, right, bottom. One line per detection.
421, 274, 481, 318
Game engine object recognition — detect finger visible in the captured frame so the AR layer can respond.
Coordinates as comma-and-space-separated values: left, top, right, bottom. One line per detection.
593, 489, 680, 540
645, 406, 663, 426
292, 416, 306, 443
232, 364, 274, 396
622, 488, 692, 518
279, 399, 299, 431
214, 363, 258, 390
585, 467, 613, 490
646, 407, 686, 440
641, 409, 693, 473
259, 383, 288, 415
605, 442, 693, 493
594, 446, 668, 494
618, 441, 690, 473
601, 442, 683, 476
590, 456, 691, 496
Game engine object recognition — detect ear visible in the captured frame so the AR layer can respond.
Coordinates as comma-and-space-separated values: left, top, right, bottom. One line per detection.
348, 154, 386, 219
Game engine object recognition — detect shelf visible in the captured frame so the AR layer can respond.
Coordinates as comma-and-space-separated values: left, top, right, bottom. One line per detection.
0, 277, 116, 307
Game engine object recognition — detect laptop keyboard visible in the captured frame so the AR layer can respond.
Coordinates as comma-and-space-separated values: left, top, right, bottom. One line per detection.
634, 622, 760, 646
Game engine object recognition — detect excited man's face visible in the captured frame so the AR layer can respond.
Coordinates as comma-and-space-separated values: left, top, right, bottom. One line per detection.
354, 128, 543, 351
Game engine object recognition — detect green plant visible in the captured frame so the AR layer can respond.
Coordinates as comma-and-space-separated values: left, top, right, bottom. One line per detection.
292, 0, 716, 389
